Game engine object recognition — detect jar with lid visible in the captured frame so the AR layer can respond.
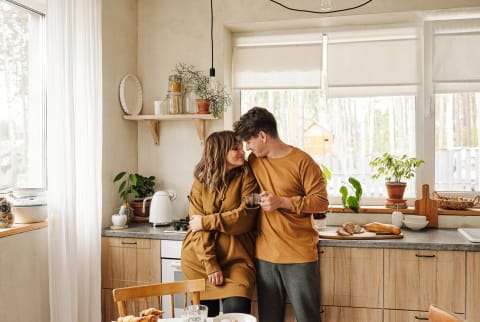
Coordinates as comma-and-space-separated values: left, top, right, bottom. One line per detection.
168, 75, 182, 93
168, 92, 182, 114
182, 83, 197, 114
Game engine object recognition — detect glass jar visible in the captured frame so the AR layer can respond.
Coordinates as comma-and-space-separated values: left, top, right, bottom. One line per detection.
0, 192, 14, 228
168, 74, 182, 93
168, 92, 182, 114
183, 84, 197, 114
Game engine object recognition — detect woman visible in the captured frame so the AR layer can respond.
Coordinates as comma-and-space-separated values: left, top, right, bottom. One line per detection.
181, 130, 258, 317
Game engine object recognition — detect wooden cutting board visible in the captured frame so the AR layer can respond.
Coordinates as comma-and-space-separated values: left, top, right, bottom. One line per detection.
415, 184, 438, 228
318, 230, 403, 240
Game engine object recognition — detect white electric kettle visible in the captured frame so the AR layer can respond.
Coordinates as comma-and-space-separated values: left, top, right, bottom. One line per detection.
143, 190, 177, 226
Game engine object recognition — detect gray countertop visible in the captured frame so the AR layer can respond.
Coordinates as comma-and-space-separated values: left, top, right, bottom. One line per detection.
102, 224, 480, 251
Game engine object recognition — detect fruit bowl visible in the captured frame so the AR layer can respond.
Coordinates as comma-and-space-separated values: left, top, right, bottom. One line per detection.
403, 219, 428, 230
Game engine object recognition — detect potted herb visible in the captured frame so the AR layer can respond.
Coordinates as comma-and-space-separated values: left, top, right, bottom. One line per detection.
339, 177, 363, 213
174, 62, 232, 118
369, 153, 424, 207
114, 172, 156, 222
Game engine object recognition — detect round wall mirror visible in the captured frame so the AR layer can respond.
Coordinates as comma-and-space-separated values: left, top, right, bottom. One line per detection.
119, 74, 143, 115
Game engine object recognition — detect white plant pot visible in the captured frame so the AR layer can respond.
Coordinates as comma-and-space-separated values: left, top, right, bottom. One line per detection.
112, 214, 127, 227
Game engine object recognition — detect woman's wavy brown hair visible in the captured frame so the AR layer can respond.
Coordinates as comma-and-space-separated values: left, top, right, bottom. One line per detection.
194, 130, 243, 192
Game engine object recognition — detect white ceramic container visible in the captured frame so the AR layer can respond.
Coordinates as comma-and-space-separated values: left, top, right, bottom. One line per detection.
12, 204, 47, 223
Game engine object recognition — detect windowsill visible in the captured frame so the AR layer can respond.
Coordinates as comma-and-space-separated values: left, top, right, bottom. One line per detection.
329, 205, 480, 216
0, 221, 48, 238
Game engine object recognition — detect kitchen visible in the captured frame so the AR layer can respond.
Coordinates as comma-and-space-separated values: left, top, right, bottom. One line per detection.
2, 0, 480, 321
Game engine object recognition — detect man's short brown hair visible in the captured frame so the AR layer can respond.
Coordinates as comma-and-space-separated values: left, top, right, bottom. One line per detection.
233, 106, 279, 140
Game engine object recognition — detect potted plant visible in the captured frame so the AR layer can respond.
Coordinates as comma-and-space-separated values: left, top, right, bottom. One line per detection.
114, 172, 156, 223
369, 153, 424, 207
339, 177, 363, 213
174, 62, 232, 118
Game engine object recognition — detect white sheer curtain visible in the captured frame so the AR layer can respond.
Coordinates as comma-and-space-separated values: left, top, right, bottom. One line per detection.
46, 0, 103, 321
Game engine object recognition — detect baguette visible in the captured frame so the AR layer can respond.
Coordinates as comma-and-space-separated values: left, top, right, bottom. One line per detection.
364, 222, 401, 235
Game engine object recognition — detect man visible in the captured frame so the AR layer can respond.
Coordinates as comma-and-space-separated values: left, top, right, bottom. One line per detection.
233, 106, 329, 322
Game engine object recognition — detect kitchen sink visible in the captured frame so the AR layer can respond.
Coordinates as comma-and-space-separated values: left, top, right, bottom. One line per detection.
458, 228, 480, 242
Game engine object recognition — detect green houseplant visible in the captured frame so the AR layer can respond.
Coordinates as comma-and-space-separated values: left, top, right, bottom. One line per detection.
339, 177, 363, 213
114, 172, 156, 222
369, 153, 424, 207
174, 63, 232, 118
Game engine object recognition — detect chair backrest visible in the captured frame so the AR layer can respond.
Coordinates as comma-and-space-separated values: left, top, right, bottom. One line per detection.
428, 304, 465, 322
112, 279, 206, 318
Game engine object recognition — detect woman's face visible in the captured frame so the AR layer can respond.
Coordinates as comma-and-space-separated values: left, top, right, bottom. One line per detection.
226, 142, 245, 171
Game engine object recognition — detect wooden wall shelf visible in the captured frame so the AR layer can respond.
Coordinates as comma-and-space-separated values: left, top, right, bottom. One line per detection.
123, 114, 217, 145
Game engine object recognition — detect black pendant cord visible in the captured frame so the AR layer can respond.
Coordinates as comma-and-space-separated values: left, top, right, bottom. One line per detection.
268, 0, 374, 14
210, 0, 215, 78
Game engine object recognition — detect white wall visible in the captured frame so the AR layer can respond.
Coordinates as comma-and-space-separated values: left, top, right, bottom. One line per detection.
0, 228, 49, 322
102, 0, 480, 225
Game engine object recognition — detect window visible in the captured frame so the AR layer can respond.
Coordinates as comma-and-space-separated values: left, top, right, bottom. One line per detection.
240, 91, 416, 200
0, 0, 45, 189
234, 26, 420, 204
432, 20, 480, 193
435, 92, 480, 192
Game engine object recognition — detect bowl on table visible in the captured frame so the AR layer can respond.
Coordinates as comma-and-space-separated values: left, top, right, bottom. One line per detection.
403, 219, 429, 230
213, 313, 257, 322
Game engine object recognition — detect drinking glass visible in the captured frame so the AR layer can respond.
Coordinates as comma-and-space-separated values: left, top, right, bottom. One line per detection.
244, 193, 261, 208
184, 304, 208, 322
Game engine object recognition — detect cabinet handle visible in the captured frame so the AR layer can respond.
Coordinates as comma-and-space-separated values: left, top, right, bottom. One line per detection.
415, 254, 435, 258
414, 316, 428, 320
319, 250, 325, 254
121, 241, 137, 245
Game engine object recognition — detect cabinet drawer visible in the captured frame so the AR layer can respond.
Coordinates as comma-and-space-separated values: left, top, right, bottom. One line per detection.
107, 237, 152, 249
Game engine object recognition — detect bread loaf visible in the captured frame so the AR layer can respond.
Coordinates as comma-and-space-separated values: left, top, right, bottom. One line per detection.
364, 222, 401, 235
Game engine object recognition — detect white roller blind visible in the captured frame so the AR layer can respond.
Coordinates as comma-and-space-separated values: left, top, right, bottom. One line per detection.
233, 31, 323, 89
433, 19, 480, 92
327, 26, 420, 97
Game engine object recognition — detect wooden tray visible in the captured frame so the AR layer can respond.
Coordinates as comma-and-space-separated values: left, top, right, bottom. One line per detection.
318, 230, 403, 240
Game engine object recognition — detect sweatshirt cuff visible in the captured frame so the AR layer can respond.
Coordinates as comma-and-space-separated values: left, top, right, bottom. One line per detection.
201, 214, 218, 231
203, 259, 221, 275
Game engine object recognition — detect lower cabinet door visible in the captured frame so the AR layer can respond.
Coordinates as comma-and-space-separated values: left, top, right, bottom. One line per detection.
322, 306, 382, 322
384, 309, 465, 322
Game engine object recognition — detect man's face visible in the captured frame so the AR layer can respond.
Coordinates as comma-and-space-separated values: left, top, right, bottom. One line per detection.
245, 132, 267, 157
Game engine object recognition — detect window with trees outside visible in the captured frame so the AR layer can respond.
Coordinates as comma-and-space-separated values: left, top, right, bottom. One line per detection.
0, 0, 45, 190
234, 19, 480, 205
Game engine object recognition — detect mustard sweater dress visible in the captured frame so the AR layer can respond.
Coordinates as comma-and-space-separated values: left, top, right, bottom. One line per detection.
181, 165, 259, 300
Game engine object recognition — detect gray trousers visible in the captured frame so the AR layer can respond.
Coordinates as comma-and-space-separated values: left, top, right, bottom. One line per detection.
255, 259, 321, 322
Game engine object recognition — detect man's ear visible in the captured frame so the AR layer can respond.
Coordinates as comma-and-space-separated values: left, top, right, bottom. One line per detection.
258, 130, 268, 142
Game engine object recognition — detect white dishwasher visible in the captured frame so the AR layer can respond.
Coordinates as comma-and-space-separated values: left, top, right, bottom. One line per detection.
161, 239, 185, 317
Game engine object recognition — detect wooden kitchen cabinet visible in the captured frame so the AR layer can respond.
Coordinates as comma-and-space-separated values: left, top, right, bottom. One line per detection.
101, 237, 161, 322
466, 252, 480, 321
319, 246, 383, 308
384, 249, 465, 314
322, 306, 383, 322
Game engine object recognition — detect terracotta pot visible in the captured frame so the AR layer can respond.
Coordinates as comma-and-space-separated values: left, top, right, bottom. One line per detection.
130, 199, 150, 223
196, 99, 211, 114
386, 182, 407, 200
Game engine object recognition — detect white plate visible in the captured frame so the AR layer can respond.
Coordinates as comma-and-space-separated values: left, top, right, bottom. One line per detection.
213, 313, 257, 322
119, 74, 143, 115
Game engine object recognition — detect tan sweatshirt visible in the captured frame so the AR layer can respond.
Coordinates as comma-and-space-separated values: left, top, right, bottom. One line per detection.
181, 165, 259, 300
249, 147, 329, 264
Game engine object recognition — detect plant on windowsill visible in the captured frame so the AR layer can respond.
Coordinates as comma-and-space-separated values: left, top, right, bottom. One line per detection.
174, 62, 232, 118
113, 172, 156, 223
369, 153, 424, 208
339, 177, 363, 213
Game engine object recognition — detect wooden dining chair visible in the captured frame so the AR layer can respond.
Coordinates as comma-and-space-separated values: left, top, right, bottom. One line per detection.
428, 304, 465, 322
112, 279, 205, 318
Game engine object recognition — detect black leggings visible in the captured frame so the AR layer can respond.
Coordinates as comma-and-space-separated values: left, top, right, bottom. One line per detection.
200, 297, 251, 317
